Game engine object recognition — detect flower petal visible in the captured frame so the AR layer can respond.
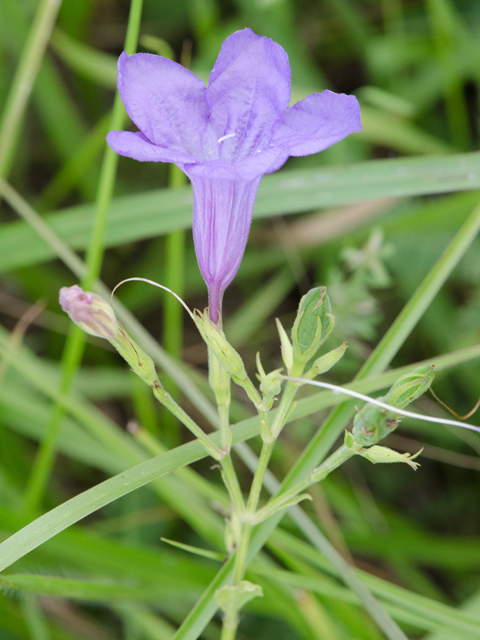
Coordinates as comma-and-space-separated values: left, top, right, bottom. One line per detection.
206, 29, 291, 163
117, 52, 209, 159
184, 148, 288, 181
271, 90, 362, 156
189, 175, 261, 321
107, 131, 196, 165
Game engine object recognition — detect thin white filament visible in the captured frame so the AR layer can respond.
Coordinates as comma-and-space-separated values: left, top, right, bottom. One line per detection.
112, 278, 195, 321
217, 132, 236, 144
286, 377, 480, 435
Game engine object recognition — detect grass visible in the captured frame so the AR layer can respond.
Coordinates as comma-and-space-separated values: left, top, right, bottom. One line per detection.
0, 0, 480, 639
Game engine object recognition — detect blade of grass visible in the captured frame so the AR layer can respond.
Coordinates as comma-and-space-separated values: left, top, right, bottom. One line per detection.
2, 152, 480, 273
36, 110, 113, 212
161, 164, 188, 447
267, 530, 480, 638
286, 195, 480, 479
20, 594, 51, 640
0, 0, 62, 179
22, 0, 144, 516
2, 340, 477, 574
50, 27, 117, 88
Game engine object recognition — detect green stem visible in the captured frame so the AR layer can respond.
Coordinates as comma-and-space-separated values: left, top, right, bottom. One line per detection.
219, 393, 232, 454
151, 381, 222, 461
220, 608, 238, 640
232, 523, 253, 585
271, 379, 300, 438
254, 444, 353, 523
21, 0, 145, 515
160, 165, 187, 446
247, 440, 275, 514
220, 454, 245, 516
83, 0, 144, 287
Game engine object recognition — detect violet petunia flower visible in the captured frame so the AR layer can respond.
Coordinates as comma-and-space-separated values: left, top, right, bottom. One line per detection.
107, 28, 362, 323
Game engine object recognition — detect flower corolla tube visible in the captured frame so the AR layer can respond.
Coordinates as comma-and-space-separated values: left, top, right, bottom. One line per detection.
107, 29, 362, 323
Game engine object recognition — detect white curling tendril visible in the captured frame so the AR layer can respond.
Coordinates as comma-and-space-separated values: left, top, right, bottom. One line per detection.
286, 377, 480, 435
111, 277, 195, 321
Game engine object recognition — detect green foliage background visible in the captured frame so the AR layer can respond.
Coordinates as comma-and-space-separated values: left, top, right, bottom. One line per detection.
0, 0, 480, 638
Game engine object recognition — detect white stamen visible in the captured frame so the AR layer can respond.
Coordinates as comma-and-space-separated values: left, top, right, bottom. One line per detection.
217, 133, 236, 144
285, 376, 480, 434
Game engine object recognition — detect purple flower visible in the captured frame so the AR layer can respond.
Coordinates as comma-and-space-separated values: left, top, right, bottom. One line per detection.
107, 28, 361, 323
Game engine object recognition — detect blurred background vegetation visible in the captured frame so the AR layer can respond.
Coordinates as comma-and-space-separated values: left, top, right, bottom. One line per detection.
0, 0, 480, 638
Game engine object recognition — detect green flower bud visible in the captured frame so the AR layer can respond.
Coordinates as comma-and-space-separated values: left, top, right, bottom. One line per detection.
292, 287, 334, 364
385, 365, 435, 409
352, 398, 398, 446
352, 365, 435, 447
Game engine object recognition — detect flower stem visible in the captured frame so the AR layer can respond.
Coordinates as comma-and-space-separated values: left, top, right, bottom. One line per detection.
151, 381, 222, 461
254, 444, 353, 522
220, 608, 238, 640
271, 379, 301, 438
220, 453, 245, 516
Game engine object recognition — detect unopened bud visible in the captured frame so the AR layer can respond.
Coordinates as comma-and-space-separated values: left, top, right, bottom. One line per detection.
352, 399, 398, 446
385, 365, 435, 409
292, 287, 334, 364
352, 365, 436, 447
59, 285, 119, 340
59, 285, 157, 386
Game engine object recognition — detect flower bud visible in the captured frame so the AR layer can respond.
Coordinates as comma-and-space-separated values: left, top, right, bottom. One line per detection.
385, 365, 435, 409
59, 285, 157, 386
59, 285, 119, 340
292, 287, 334, 364
352, 365, 435, 447
352, 399, 398, 446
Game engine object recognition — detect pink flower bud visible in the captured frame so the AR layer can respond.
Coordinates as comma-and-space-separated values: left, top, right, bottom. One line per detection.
59, 285, 119, 340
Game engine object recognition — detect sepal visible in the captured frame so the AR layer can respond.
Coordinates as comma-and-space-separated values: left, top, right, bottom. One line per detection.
256, 353, 282, 411
276, 317, 293, 372
291, 287, 334, 364
194, 309, 248, 386
303, 342, 347, 380
357, 445, 422, 470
